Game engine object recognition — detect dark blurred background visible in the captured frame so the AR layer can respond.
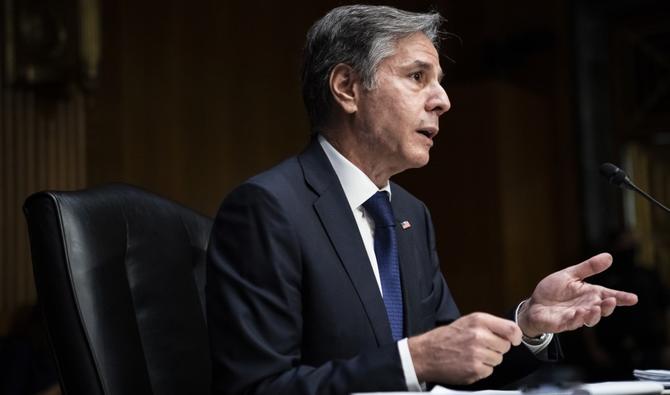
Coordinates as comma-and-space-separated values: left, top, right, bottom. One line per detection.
1, 0, 669, 392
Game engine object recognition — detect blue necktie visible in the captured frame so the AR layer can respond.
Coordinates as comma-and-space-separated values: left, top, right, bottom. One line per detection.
363, 191, 404, 341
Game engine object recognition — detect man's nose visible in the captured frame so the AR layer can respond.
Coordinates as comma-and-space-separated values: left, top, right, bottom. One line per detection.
426, 83, 451, 117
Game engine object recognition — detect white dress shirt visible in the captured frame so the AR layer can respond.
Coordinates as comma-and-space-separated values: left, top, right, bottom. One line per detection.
317, 135, 551, 391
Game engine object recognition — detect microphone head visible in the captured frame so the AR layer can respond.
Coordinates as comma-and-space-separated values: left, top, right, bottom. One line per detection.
599, 162, 632, 189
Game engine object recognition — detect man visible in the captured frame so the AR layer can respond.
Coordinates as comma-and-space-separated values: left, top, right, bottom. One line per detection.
206, 5, 638, 394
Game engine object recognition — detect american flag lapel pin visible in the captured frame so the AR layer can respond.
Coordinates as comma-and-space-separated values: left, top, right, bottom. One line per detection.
400, 220, 411, 230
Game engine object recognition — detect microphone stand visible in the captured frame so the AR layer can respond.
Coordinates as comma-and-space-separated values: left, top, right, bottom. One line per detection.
600, 162, 670, 214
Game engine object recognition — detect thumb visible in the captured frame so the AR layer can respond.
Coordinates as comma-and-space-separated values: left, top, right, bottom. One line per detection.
565, 253, 612, 280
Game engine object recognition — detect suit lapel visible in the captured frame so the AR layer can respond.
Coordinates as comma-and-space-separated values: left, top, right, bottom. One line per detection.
391, 190, 422, 336
299, 140, 393, 345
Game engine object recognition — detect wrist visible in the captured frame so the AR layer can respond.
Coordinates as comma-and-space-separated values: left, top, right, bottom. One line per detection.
407, 335, 428, 383
522, 331, 550, 345
516, 299, 542, 338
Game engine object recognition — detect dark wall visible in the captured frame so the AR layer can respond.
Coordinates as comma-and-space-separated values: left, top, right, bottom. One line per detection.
87, 0, 580, 315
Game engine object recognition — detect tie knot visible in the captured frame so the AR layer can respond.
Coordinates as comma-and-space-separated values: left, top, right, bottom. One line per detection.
363, 191, 395, 228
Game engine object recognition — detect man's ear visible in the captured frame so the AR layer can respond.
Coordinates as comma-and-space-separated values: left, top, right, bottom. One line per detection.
329, 63, 359, 114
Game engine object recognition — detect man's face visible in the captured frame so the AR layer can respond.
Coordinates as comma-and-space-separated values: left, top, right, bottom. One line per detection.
354, 33, 450, 176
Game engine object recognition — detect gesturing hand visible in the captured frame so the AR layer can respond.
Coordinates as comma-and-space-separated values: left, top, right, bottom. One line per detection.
517, 253, 638, 337
408, 312, 522, 385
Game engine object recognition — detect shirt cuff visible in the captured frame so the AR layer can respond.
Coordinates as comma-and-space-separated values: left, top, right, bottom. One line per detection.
515, 300, 553, 353
398, 338, 424, 391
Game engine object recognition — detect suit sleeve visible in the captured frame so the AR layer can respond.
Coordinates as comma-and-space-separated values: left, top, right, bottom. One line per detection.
423, 205, 461, 326
206, 183, 408, 395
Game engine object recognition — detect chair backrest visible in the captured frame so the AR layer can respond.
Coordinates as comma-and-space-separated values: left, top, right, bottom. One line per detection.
23, 183, 212, 395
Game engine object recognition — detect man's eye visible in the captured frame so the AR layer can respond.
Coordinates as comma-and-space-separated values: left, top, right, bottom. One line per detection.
410, 72, 423, 81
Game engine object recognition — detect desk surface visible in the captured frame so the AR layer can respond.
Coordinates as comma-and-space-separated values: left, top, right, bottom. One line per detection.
353, 380, 666, 395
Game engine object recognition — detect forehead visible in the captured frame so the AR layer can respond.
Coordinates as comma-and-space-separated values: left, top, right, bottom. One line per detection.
384, 33, 441, 69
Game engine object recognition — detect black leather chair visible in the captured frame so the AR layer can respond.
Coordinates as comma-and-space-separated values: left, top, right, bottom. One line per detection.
23, 183, 212, 395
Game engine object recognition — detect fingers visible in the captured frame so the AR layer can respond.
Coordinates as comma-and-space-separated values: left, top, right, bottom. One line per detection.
459, 314, 519, 379
566, 253, 638, 305
467, 312, 522, 346
617, 291, 638, 306
600, 297, 617, 317
601, 288, 638, 306
472, 326, 513, 354
586, 295, 631, 324
565, 253, 612, 280
560, 306, 600, 331
476, 346, 504, 368
559, 309, 585, 332
561, 298, 619, 329
583, 305, 602, 327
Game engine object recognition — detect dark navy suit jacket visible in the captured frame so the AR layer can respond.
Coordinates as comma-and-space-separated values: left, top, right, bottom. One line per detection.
206, 139, 554, 395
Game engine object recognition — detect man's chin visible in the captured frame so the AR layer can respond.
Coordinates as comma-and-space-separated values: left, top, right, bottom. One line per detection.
390, 150, 431, 176
413, 151, 431, 168
404, 154, 431, 171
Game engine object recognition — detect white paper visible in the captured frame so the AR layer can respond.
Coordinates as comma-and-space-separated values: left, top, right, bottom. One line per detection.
352, 381, 664, 395
635, 370, 670, 382
430, 387, 521, 394
573, 381, 663, 395
351, 388, 520, 395
353, 380, 664, 395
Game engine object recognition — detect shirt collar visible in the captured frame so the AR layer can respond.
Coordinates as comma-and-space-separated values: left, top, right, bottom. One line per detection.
318, 134, 391, 211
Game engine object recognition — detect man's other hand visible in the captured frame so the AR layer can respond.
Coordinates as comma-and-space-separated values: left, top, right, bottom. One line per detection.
517, 252, 639, 338
408, 312, 522, 384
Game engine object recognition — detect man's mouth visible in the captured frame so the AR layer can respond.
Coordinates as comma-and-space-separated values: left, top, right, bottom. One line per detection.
417, 127, 438, 139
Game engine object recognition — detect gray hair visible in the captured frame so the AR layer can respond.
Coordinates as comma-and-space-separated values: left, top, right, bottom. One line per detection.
301, 5, 445, 129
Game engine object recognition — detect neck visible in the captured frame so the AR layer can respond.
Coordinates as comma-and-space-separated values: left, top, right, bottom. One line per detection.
321, 130, 391, 189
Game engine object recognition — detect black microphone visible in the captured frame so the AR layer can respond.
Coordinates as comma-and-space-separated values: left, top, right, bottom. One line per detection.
599, 162, 670, 214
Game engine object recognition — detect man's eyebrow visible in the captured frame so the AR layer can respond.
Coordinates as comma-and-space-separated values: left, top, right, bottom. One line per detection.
407, 60, 444, 82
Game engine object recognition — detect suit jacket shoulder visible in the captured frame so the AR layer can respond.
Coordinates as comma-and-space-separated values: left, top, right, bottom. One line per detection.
207, 140, 409, 395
